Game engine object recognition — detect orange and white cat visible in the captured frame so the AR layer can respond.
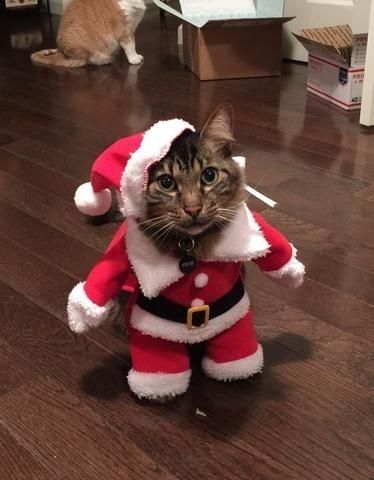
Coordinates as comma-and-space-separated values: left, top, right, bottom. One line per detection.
31, 0, 145, 68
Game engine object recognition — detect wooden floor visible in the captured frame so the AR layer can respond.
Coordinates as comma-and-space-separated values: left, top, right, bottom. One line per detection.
1, 8, 374, 480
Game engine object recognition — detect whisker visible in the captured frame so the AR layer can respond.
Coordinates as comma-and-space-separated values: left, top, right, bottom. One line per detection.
218, 194, 251, 212
123, 214, 170, 236
137, 215, 169, 226
139, 218, 170, 235
253, 167, 274, 190
153, 222, 175, 246
217, 208, 237, 218
213, 218, 228, 233
149, 221, 174, 243
215, 213, 233, 223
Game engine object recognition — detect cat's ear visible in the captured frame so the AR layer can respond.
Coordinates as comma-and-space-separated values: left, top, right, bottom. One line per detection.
200, 103, 234, 156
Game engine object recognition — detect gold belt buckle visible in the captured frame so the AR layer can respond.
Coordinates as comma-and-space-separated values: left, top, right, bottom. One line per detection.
187, 305, 210, 330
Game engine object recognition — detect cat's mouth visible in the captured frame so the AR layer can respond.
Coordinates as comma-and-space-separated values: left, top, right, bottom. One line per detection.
182, 224, 210, 235
177, 218, 216, 236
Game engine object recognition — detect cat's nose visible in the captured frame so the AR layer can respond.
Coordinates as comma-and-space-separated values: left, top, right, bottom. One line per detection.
183, 205, 202, 218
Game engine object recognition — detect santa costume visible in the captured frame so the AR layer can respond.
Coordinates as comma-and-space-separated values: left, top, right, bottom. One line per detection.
68, 118, 305, 400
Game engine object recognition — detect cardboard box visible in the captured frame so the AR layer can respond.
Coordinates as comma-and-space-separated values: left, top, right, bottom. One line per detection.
154, 0, 292, 80
294, 25, 368, 111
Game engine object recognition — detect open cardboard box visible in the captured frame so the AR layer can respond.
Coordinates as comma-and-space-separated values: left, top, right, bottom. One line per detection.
154, 0, 293, 80
294, 25, 368, 111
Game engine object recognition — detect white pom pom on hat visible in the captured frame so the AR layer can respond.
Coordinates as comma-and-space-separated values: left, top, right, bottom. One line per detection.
74, 119, 195, 217
74, 183, 112, 216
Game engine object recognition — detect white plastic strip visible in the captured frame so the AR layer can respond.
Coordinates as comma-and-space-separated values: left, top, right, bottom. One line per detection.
244, 185, 277, 208
232, 156, 277, 208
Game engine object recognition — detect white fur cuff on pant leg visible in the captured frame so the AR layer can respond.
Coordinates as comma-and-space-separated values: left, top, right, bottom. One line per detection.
202, 345, 264, 382
127, 369, 192, 400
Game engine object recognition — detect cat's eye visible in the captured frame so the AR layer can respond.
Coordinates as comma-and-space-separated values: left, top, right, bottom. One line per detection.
158, 174, 175, 192
201, 167, 218, 185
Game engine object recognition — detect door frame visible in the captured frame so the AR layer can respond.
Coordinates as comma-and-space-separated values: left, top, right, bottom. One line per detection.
360, 0, 374, 126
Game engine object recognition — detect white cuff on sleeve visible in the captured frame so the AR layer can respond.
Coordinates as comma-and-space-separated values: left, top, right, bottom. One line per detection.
264, 246, 305, 288
67, 282, 114, 333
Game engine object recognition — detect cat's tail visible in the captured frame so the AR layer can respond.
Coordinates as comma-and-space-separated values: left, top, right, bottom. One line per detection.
31, 49, 86, 68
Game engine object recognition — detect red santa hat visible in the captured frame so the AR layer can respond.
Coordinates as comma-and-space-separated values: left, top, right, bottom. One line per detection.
74, 119, 195, 217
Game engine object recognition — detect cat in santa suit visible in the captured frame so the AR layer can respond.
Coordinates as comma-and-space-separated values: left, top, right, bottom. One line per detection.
68, 105, 305, 400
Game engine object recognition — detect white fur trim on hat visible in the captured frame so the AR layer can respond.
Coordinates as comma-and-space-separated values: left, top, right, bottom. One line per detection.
130, 294, 250, 343
264, 246, 305, 288
67, 282, 114, 333
120, 118, 195, 218
74, 182, 112, 216
127, 369, 191, 400
202, 345, 263, 382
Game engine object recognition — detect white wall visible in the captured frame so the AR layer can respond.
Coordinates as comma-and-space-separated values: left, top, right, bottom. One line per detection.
49, 0, 70, 14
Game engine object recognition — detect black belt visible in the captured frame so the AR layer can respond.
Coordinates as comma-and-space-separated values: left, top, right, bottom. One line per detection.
137, 278, 244, 329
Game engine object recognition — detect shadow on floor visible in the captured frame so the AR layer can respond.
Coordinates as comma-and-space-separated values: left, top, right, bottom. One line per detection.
79, 332, 313, 432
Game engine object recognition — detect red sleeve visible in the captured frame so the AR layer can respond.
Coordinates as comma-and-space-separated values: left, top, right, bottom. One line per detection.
84, 222, 131, 306
252, 211, 292, 272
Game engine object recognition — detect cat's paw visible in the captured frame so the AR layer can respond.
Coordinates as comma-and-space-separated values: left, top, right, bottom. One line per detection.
128, 54, 144, 65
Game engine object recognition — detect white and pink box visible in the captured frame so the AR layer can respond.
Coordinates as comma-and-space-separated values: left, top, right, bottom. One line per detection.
294, 25, 367, 111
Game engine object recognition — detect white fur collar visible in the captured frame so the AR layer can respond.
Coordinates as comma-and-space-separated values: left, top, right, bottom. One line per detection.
125, 204, 270, 298
125, 216, 184, 298
205, 203, 270, 262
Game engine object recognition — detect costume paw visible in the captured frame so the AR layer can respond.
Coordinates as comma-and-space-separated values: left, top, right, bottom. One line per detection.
67, 282, 114, 333
202, 346, 263, 382
128, 53, 144, 65
127, 369, 191, 400
265, 246, 305, 288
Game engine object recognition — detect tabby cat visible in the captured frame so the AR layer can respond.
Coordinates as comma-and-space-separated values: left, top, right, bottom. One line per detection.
68, 104, 305, 401
141, 104, 246, 257
31, 0, 145, 68
111, 104, 246, 334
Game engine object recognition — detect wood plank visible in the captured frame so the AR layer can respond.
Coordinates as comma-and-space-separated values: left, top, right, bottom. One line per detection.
0, 376, 178, 480
0, 338, 40, 397
0, 129, 20, 147
0, 170, 115, 251
0, 200, 99, 277
0, 149, 77, 202
2, 137, 95, 182
0, 426, 55, 480
0, 114, 99, 163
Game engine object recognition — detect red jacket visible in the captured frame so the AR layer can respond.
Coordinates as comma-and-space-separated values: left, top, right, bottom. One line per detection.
67, 205, 305, 343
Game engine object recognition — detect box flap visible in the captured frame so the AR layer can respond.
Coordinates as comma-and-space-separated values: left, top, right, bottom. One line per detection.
204, 16, 293, 28
153, 0, 286, 28
293, 25, 354, 66
293, 33, 349, 66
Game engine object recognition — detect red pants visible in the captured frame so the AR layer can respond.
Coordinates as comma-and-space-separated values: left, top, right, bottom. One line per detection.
129, 309, 260, 374
127, 310, 263, 398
